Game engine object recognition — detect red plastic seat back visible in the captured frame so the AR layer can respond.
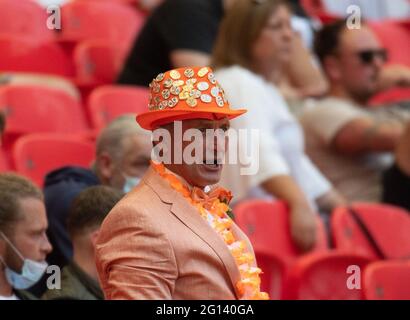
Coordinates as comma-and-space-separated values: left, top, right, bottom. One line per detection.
234, 200, 328, 264
300, 0, 326, 17
369, 21, 410, 67
74, 41, 126, 84
60, 1, 144, 48
0, 36, 74, 77
332, 203, 410, 260
0, 149, 9, 172
287, 251, 370, 300
13, 133, 95, 186
364, 260, 410, 300
0, 85, 89, 148
88, 85, 149, 130
255, 251, 285, 300
0, 0, 55, 42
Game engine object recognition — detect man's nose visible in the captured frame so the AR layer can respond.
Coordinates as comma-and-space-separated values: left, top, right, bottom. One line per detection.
373, 54, 385, 69
42, 235, 53, 255
283, 24, 294, 41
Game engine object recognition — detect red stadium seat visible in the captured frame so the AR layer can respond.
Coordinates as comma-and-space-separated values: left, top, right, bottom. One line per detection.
88, 85, 149, 130
300, 0, 340, 23
369, 21, 410, 67
13, 133, 95, 187
0, 36, 74, 77
285, 251, 371, 300
235, 200, 328, 264
331, 203, 410, 260
234, 200, 329, 299
73, 41, 126, 84
59, 1, 144, 50
255, 251, 286, 300
0, 85, 89, 149
364, 260, 410, 300
0, 149, 10, 172
300, 0, 325, 17
0, 0, 55, 42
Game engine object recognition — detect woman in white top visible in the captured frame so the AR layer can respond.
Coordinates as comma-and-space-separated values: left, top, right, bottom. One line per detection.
212, 0, 345, 252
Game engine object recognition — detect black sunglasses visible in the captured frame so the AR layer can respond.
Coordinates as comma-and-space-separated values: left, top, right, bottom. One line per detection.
357, 49, 388, 64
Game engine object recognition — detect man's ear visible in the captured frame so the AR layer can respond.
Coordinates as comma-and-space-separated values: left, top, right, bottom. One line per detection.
323, 55, 342, 82
90, 229, 100, 249
96, 152, 114, 183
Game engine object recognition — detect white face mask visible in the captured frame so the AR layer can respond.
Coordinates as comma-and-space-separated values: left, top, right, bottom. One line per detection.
0, 232, 48, 290
122, 174, 141, 193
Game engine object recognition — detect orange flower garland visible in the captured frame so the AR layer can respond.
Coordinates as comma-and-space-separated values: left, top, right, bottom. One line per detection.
151, 161, 269, 300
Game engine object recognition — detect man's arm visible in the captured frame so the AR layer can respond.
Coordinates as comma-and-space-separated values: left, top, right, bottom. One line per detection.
170, 50, 210, 68
332, 117, 404, 155
316, 188, 347, 214
95, 204, 178, 300
284, 35, 328, 98
394, 121, 410, 176
262, 175, 317, 252
377, 64, 410, 92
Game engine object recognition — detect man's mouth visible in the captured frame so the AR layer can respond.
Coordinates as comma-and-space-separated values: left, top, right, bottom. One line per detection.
201, 158, 223, 170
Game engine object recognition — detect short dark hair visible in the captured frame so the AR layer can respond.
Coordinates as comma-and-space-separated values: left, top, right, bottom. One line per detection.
0, 111, 5, 134
0, 173, 43, 233
67, 186, 123, 237
314, 19, 349, 63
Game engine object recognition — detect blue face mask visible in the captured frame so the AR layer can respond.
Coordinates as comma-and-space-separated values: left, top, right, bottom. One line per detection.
122, 174, 141, 193
0, 232, 48, 290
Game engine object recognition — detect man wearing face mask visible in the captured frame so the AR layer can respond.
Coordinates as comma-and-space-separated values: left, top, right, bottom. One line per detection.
43, 115, 152, 269
0, 173, 52, 300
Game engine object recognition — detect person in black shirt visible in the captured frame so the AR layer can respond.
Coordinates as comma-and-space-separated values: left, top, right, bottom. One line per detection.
383, 122, 410, 211
117, 0, 235, 87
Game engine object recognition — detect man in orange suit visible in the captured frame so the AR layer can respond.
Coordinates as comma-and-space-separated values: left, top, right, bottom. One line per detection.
95, 66, 269, 300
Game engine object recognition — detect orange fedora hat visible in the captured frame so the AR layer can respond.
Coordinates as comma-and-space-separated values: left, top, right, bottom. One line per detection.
136, 66, 247, 130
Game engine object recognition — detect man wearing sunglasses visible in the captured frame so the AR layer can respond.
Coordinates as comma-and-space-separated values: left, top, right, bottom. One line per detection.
300, 19, 410, 204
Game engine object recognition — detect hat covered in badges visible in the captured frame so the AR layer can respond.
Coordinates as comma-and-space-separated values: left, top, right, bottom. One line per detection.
136, 66, 247, 130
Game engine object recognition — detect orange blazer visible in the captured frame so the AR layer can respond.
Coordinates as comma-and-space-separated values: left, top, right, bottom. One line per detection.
95, 166, 256, 300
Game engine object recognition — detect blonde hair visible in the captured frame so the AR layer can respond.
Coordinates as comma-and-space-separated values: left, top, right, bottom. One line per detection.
212, 0, 287, 70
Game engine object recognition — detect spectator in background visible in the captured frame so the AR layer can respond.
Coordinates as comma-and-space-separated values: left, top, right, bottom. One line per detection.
118, 0, 327, 100
0, 174, 52, 300
42, 186, 123, 300
383, 122, 410, 211
300, 19, 410, 203
44, 115, 152, 268
117, 0, 236, 87
213, 0, 345, 252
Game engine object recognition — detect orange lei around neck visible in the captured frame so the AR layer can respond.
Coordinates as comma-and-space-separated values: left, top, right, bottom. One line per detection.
151, 161, 269, 300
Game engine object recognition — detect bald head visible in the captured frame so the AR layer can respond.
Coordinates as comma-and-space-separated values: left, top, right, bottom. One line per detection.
96, 115, 150, 161
95, 115, 152, 189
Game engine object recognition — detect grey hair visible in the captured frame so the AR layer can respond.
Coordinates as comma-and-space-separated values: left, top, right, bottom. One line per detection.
96, 114, 151, 162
